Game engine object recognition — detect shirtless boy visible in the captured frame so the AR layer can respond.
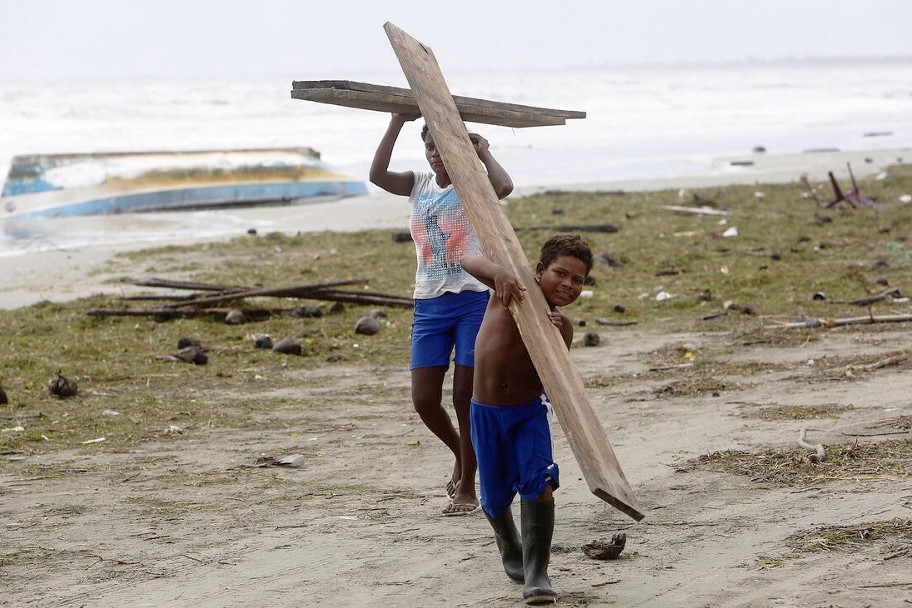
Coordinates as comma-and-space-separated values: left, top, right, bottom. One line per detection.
460, 234, 593, 605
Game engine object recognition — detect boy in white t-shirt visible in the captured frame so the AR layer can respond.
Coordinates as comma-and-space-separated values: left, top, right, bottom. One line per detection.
370, 113, 513, 515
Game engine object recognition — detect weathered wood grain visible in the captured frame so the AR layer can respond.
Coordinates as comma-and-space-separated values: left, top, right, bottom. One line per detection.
383, 22, 642, 520
291, 79, 584, 128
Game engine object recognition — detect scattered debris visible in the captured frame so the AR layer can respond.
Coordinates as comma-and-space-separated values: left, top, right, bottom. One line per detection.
87, 277, 413, 319
255, 453, 277, 466
770, 314, 912, 330
177, 337, 202, 349
254, 453, 305, 468
803, 163, 877, 209
0, 381, 6, 405
599, 253, 623, 268
81, 437, 106, 445
276, 454, 305, 467
583, 332, 600, 347
517, 223, 618, 234
225, 309, 247, 325
292, 305, 323, 318
272, 338, 303, 356
177, 346, 208, 365
355, 316, 381, 335
582, 534, 626, 560
797, 428, 826, 463
0, 411, 43, 421
842, 352, 909, 375
254, 335, 274, 349
828, 288, 902, 306
661, 205, 730, 216
165, 424, 184, 435
594, 318, 638, 327
48, 372, 78, 398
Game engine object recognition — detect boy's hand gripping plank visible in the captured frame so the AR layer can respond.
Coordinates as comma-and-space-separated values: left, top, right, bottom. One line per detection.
385, 22, 644, 521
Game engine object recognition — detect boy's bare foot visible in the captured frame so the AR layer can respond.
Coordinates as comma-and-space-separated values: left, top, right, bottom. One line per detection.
441, 499, 480, 516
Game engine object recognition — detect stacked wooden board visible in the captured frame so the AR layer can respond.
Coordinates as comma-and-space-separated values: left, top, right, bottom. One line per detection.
291, 80, 585, 128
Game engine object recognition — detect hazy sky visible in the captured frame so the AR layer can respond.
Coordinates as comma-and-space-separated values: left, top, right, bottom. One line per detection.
1, 0, 910, 83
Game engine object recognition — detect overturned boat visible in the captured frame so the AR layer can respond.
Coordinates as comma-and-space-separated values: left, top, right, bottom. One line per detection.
0, 147, 368, 221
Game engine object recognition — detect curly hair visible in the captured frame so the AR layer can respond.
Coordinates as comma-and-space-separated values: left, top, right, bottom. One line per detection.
539, 234, 593, 275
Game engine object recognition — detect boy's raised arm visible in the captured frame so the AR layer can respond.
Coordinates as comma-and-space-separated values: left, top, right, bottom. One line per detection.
461, 255, 526, 307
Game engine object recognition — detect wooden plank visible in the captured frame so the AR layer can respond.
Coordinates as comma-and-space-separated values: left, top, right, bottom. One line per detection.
293, 80, 585, 119
294, 88, 564, 128
384, 22, 643, 521
291, 79, 584, 128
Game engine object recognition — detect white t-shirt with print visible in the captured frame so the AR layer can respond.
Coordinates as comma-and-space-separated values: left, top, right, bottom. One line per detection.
408, 171, 488, 299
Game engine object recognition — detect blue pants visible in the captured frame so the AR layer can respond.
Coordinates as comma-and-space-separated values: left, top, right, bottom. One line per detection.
410, 290, 488, 369
470, 395, 560, 518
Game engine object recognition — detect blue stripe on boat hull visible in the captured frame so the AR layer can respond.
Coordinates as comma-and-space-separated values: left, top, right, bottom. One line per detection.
1, 180, 368, 221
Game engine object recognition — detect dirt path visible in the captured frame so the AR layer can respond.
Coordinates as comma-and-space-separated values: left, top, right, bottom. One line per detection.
3, 327, 911, 607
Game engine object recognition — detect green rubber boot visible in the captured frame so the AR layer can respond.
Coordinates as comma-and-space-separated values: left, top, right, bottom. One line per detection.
484, 507, 524, 583
521, 499, 557, 605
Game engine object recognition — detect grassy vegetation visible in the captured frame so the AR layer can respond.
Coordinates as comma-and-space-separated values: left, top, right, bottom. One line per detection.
742, 403, 855, 421
690, 439, 912, 486
787, 518, 912, 553
2, 165, 911, 458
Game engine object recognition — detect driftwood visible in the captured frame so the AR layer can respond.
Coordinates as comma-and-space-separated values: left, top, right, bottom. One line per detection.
594, 318, 638, 327
769, 314, 912, 329
158, 280, 374, 309
0, 412, 44, 420
828, 288, 902, 306
87, 307, 277, 320
89, 277, 415, 319
125, 278, 412, 310
517, 223, 619, 234
660, 205, 729, 216
160, 286, 411, 309
846, 353, 909, 372
132, 278, 250, 292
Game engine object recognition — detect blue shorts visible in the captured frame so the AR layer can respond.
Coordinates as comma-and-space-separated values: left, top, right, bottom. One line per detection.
410, 290, 489, 369
470, 395, 560, 518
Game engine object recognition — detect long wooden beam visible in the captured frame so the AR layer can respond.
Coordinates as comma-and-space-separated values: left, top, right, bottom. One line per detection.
384, 22, 643, 521
291, 80, 585, 129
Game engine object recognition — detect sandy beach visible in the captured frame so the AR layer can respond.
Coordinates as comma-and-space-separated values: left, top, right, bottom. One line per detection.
2, 145, 912, 607
1, 146, 907, 311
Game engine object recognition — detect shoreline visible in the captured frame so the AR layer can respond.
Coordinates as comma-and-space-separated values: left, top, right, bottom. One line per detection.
1, 146, 908, 310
